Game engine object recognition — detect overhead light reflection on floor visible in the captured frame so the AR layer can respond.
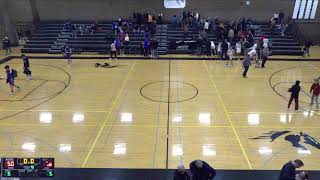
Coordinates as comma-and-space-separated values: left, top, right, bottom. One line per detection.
258, 147, 272, 155
22, 142, 36, 152
202, 144, 216, 156
199, 113, 211, 125
297, 149, 311, 155
39, 112, 52, 123
59, 144, 71, 153
248, 114, 260, 126
280, 113, 292, 124
72, 113, 85, 123
113, 143, 127, 155
172, 144, 183, 156
173, 115, 182, 122
121, 113, 133, 123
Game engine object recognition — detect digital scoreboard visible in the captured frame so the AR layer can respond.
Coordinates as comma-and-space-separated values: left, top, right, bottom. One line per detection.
1, 158, 54, 177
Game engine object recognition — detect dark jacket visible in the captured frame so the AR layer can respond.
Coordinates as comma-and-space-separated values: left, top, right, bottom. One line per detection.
221, 42, 228, 52
3, 39, 10, 48
173, 170, 191, 180
190, 161, 216, 180
289, 84, 301, 98
278, 161, 296, 180
23, 57, 30, 68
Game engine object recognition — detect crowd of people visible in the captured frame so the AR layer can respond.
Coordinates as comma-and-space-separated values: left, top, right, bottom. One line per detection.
108, 12, 161, 59
170, 11, 272, 77
173, 159, 309, 180
63, 20, 102, 38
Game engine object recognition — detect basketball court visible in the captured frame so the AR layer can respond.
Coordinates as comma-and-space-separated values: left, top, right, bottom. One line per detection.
0, 58, 319, 171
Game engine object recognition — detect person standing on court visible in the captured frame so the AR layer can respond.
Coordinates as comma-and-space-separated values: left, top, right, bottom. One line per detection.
310, 79, 320, 110
22, 54, 32, 80
242, 54, 251, 78
288, 80, 301, 111
63, 46, 72, 67
2, 36, 11, 55
110, 41, 117, 60
4, 65, 20, 95
261, 46, 270, 68
173, 164, 191, 180
189, 160, 216, 180
278, 159, 304, 180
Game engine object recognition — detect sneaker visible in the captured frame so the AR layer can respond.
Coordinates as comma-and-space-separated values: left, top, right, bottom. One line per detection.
11, 91, 13, 95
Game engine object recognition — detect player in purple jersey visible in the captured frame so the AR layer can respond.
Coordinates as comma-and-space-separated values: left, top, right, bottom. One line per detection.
4, 65, 20, 95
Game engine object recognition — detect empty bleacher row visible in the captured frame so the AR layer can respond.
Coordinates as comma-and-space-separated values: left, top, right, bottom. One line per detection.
21, 21, 303, 56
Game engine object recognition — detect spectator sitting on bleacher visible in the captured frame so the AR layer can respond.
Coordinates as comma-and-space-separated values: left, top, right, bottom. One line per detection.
64, 20, 72, 32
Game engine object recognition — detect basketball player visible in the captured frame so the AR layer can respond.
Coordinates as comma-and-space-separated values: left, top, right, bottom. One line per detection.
22, 54, 32, 80
4, 65, 20, 95
63, 46, 72, 67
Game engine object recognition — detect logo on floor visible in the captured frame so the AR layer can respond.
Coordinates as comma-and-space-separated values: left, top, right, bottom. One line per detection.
251, 131, 320, 151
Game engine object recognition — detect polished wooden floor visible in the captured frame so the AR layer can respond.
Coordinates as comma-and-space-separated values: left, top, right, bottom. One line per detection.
0, 58, 320, 170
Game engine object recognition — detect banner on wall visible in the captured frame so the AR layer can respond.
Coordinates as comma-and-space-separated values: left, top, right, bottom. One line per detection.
164, 0, 186, 8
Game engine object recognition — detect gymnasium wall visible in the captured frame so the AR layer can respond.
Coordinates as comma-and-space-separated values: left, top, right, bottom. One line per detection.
7, 0, 316, 22
7, 0, 33, 22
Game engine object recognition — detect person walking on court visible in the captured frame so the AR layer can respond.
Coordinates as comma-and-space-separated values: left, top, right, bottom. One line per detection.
303, 40, 312, 57
278, 159, 304, 180
242, 54, 251, 78
173, 164, 191, 180
22, 54, 32, 80
310, 79, 320, 110
288, 80, 301, 111
110, 41, 117, 59
4, 65, 20, 95
189, 160, 216, 180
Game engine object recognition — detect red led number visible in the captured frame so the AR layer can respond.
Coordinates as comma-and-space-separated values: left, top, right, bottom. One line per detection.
6, 160, 14, 167
46, 161, 53, 168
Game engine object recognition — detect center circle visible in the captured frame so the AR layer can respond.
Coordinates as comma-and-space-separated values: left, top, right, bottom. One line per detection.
140, 81, 198, 103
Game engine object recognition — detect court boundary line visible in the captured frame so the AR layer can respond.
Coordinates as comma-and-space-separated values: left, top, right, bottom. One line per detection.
202, 60, 253, 169
0, 63, 71, 121
81, 60, 136, 168
152, 62, 165, 168
19, 80, 48, 101
165, 60, 171, 169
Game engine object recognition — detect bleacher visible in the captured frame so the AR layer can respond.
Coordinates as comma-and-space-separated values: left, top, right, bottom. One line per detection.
22, 21, 168, 55
167, 24, 216, 54
254, 22, 303, 55
21, 21, 303, 56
